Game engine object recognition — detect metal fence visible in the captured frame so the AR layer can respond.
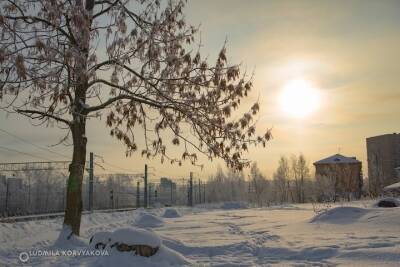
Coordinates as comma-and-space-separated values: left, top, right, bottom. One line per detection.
0, 171, 207, 218
147, 178, 206, 207
0, 172, 147, 217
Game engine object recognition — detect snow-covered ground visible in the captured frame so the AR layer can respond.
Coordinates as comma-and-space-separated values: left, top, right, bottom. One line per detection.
1, 201, 400, 266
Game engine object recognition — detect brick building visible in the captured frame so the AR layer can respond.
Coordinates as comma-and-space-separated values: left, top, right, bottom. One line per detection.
367, 133, 400, 195
314, 154, 363, 200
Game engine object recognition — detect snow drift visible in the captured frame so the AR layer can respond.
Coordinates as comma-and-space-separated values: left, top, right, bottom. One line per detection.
53, 225, 87, 249
91, 227, 191, 267
111, 228, 161, 248
162, 208, 182, 218
220, 201, 249, 210
310, 206, 369, 224
135, 213, 164, 228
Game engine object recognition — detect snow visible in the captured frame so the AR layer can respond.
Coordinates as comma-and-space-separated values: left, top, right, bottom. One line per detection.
111, 228, 161, 247
89, 231, 112, 249
310, 206, 369, 224
162, 208, 182, 218
135, 212, 164, 228
1, 203, 400, 266
220, 201, 249, 210
384, 182, 400, 190
314, 153, 361, 164
95, 243, 191, 267
53, 225, 87, 249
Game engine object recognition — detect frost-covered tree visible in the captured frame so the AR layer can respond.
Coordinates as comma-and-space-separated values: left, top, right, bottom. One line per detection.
291, 154, 310, 203
273, 156, 290, 203
0, 0, 270, 236
249, 162, 269, 206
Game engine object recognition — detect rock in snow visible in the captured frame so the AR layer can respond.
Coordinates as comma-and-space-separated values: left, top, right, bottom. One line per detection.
375, 197, 400, 208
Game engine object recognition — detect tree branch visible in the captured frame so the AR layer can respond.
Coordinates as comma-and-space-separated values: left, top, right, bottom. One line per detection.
16, 109, 71, 126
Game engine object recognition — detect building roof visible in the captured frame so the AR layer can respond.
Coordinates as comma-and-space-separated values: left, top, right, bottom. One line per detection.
384, 181, 400, 191
314, 154, 361, 165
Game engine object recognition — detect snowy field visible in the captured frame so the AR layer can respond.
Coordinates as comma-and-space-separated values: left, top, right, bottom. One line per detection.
1, 201, 400, 266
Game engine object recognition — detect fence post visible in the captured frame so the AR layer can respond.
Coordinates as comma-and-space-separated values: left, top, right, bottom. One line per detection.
144, 164, 148, 208
149, 183, 152, 207
170, 180, 173, 205
5, 179, 9, 216
189, 172, 193, 206
88, 152, 94, 211
198, 179, 201, 204
136, 181, 140, 208
110, 189, 114, 209
203, 182, 206, 203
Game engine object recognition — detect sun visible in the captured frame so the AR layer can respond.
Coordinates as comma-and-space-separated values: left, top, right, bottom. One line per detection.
279, 79, 320, 118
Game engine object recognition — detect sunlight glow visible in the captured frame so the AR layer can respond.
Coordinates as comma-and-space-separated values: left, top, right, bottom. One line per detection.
279, 79, 320, 118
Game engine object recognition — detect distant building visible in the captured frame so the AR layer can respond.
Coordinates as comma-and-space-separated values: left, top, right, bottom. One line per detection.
0, 175, 6, 214
367, 133, 400, 195
314, 154, 363, 200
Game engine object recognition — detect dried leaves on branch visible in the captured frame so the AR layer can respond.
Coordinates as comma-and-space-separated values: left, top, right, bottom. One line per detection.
0, 0, 271, 170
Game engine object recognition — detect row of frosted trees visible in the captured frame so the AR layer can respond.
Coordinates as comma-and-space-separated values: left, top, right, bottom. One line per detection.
205, 154, 364, 206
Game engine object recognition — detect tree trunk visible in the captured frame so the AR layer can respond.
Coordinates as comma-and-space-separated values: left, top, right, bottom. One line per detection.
64, 118, 87, 236
63, 0, 93, 236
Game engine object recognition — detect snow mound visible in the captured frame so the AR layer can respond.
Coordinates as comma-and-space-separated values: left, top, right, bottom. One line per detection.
374, 197, 400, 208
135, 213, 164, 228
95, 244, 191, 267
221, 201, 249, 210
90, 228, 161, 249
384, 182, 400, 190
310, 206, 369, 224
53, 225, 87, 249
89, 231, 112, 249
112, 228, 161, 247
162, 208, 182, 218
92, 227, 191, 267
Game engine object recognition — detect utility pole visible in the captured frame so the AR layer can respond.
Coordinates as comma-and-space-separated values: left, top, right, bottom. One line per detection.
144, 164, 148, 208
189, 172, 193, 206
88, 152, 94, 211
136, 181, 140, 208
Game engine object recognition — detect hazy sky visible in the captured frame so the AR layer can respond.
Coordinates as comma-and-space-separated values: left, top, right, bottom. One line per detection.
1, 0, 400, 180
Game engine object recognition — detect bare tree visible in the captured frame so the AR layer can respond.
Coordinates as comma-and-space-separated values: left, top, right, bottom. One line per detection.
0, 0, 270, 236
291, 154, 310, 203
273, 156, 290, 203
249, 162, 269, 206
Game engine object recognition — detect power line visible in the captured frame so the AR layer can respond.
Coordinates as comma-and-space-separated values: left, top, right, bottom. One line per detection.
0, 128, 114, 172
0, 145, 53, 161
0, 128, 145, 175
93, 153, 139, 173
0, 128, 70, 160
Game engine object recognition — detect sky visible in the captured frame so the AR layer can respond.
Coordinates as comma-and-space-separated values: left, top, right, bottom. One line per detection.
1, 0, 400, 180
